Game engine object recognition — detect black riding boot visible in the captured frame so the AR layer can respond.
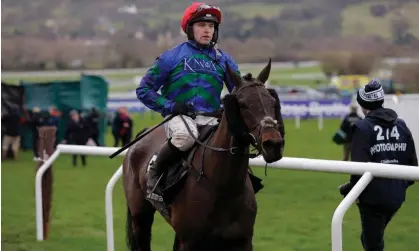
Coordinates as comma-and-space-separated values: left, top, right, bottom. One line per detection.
146, 140, 182, 199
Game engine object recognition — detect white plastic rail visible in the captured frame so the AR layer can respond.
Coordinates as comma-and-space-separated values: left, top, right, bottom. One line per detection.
34, 145, 419, 251
35, 145, 127, 242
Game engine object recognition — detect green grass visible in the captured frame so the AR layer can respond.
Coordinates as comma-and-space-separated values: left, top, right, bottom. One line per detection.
222, 0, 419, 40
252, 65, 326, 88
142, 2, 282, 25
2, 76, 81, 85
2, 115, 419, 251
2, 65, 325, 92
225, 2, 284, 19
144, 0, 419, 40
270, 65, 321, 75
1, 72, 147, 85
108, 85, 136, 93
269, 78, 323, 87
342, 1, 419, 39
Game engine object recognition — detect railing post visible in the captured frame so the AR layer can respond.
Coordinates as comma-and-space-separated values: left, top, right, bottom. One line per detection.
35, 149, 61, 241
295, 115, 301, 129
318, 112, 323, 131
105, 166, 123, 251
331, 172, 373, 251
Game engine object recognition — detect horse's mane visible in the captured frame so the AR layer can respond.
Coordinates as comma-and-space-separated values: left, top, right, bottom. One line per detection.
242, 73, 253, 82
229, 72, 257, 95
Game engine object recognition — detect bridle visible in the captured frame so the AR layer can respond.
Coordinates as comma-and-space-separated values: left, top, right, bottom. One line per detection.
179, 81, 281, 159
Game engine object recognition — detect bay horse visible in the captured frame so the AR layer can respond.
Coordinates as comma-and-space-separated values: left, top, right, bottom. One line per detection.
122, 59, 285, 251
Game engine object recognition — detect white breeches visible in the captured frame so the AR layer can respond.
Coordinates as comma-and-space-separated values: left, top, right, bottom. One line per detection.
164, 115, 219, 151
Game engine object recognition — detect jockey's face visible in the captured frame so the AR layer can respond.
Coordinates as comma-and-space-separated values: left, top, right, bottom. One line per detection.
192, 21, 214, 45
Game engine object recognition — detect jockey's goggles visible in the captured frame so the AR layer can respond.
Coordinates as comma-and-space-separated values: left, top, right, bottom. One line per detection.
191, 4, 221, 19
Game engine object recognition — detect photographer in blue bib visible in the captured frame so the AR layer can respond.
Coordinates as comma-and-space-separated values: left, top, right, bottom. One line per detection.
338, 79, 417, 251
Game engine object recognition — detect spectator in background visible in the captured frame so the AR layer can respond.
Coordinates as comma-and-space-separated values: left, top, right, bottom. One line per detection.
62, 110, 91, 167
28, 107, 43, 160
340, 103, 362, 161
111, 108, 121, 147
333, 103, 362, 161
85, 107, 100, 146
118, 107, 133, 146
1, 108, 23, 160
45, 106, 60, 147
45, 106, 60, 126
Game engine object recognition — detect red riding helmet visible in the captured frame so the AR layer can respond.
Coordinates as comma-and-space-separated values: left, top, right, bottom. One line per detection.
181, 2, 222, 44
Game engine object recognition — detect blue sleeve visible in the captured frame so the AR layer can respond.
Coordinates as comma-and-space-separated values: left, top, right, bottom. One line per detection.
223, 53, 241, 93
136, 53, 175, 116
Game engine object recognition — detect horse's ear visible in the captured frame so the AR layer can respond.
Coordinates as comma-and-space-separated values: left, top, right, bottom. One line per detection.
226, 62, 242, 88
257, 58, 271, 84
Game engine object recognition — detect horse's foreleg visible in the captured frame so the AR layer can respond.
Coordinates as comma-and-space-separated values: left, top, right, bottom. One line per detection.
220, 238, 253, 251
178, 236, 252, 251
237, 238, 253, 251
172, 234, 186, 251
126, 185, 156, 251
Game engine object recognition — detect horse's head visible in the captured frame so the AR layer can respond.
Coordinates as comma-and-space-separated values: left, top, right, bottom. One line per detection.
223, 59, 285, 163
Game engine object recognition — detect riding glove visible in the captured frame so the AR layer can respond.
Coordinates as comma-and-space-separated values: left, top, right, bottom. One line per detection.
172, 102, 191, 115
338, 182, 353, 196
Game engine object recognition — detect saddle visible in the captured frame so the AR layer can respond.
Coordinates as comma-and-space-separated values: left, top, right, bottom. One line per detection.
144, 124, 264, 218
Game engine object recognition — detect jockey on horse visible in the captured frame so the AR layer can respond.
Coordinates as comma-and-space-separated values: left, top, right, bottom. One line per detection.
136, 2, 241, 200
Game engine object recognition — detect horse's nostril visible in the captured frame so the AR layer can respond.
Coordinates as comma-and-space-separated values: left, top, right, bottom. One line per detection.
262, 139, 281, 149
262, 140, 273, 149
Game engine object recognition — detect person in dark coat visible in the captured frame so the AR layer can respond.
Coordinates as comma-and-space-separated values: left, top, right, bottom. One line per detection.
1, 108, 23, 160
28, 107, 43, 159
62, 110, 91, 167
111, 109, 121, 147
339, 103, 363, 161
339, 79, 417, 251
85, 107, 100, 146
118, 107, 133, 146
44, 106, 60, 147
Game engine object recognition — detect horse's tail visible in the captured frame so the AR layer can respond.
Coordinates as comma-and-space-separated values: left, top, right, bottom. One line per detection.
125, 206, 138, 251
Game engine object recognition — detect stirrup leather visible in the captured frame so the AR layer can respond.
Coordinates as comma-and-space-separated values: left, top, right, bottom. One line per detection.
146, 173, 165, 202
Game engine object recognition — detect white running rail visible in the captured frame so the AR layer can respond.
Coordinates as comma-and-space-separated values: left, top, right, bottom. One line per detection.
35, 145, 127, 242
34, 145, 419, 251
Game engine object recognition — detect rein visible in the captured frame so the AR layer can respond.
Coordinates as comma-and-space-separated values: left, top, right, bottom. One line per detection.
178, 115, 261, 158
178, 83, 280, 159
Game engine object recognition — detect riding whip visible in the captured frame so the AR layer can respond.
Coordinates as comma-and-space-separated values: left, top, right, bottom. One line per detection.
108, 114, 175, 159
108, 110, 214, 159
